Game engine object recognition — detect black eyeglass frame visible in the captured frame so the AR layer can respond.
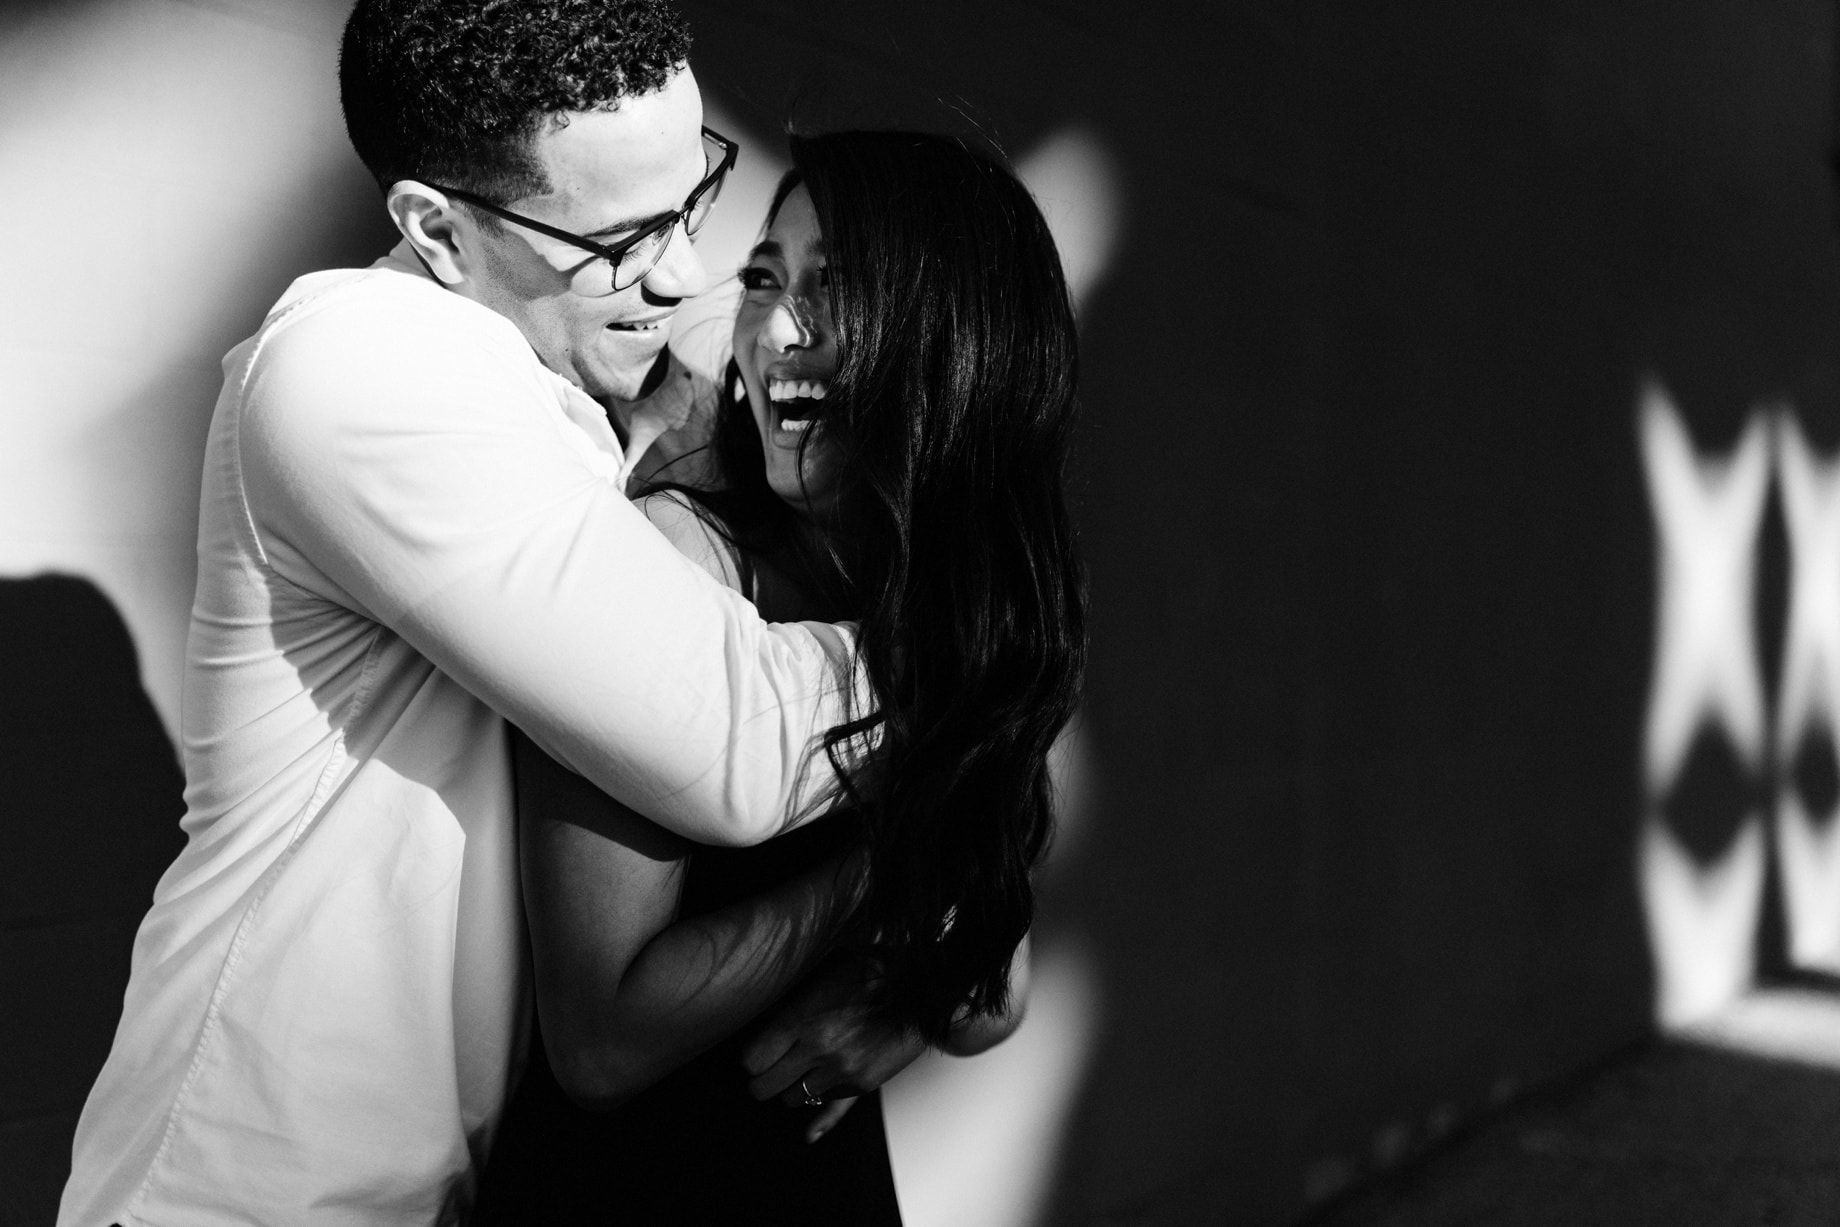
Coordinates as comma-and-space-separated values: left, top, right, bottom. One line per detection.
426, 126, 739, 293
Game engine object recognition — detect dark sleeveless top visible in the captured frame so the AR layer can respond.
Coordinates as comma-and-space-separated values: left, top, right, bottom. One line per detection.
473, 497, 902, 1225
473, 815, 902, 1225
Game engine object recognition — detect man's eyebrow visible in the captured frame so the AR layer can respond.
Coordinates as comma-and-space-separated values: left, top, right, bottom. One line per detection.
581, 208, 677, 241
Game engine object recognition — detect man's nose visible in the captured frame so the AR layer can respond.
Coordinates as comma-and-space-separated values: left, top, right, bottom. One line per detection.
641, 224, 708, 299
761, 298, 814, 353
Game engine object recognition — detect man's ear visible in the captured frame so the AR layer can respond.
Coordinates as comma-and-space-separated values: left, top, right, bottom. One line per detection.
387, 181, 469, 285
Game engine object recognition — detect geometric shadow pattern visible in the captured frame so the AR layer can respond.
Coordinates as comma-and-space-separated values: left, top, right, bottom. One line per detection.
1657, 722, 1768, 867
1639, 381, 1840, 1024
1789, 722, 1840, 827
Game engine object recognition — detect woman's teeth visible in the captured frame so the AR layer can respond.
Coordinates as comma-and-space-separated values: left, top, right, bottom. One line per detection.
768, 378, 829, 402
766, 377, 827, 435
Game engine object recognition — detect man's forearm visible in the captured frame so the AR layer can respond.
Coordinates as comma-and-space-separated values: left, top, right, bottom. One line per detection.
241, 312, 867, 846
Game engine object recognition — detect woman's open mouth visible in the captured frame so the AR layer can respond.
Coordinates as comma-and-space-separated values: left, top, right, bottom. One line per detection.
768, 377, 829, 432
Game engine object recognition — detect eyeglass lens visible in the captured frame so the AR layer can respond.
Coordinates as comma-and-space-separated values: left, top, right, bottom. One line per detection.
603, 134, 730, 293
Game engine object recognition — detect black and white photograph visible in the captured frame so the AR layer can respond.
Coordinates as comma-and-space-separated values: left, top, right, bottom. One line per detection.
5, 2, 1840, 1224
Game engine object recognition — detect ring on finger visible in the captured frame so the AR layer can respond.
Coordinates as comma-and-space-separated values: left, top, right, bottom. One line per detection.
799, 1076, 824, 1108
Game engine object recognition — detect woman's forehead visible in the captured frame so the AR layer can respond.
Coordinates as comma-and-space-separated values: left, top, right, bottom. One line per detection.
765, 185, 825, 258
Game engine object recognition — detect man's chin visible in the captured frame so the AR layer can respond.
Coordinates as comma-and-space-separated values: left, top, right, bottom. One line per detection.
586, 332, 672, 403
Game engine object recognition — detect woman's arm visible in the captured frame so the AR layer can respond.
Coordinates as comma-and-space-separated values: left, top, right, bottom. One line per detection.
519, 729, 863, 1110
524, 488, 862, 1109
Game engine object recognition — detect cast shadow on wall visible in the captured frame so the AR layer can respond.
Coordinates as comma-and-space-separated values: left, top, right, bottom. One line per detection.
0, 575, 184, 1226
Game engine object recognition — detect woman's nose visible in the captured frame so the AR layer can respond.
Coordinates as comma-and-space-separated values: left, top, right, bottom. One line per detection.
760, 297, 813, 353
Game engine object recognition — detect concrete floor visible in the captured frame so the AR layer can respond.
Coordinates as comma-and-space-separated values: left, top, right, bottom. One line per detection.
1307, 986, 1840, 1227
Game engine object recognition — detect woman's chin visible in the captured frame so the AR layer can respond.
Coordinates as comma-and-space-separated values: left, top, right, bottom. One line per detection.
766, 471, 835, 519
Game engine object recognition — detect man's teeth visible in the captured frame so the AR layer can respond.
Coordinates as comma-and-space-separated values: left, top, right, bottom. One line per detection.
768, 378, 829, 401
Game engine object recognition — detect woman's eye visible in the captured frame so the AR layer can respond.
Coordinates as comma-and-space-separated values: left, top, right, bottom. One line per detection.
738, 266, 779, 292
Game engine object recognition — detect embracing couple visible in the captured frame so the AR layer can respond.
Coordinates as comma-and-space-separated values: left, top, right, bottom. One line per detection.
59, 1, 1083, 1224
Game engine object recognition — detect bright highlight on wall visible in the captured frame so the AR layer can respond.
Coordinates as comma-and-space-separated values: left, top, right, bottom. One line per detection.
1638, 383, 1771, 1026
0, 0, 377, 739
1770, 415, 1840, 974
1638, 379, 1840, 1027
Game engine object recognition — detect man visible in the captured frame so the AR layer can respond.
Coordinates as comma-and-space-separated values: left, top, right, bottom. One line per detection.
59, 2, 866, 1223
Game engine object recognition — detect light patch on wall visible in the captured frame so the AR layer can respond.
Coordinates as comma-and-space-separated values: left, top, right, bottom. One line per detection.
886, 938, 1101, 1227
0, 0, 368, 739
1638, 384, 1770, 792
1678, 985, 1840, 1070
1639, 816, 1768, 1026
887, 719, 1102, 1227
0, 0, 373, 739
1637, 380, 1771, 1026
1771, 411, 1840, 973
1015, 128, 1120, 309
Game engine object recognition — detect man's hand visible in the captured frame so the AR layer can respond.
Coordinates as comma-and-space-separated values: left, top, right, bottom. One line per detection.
741, 949, 926, 1143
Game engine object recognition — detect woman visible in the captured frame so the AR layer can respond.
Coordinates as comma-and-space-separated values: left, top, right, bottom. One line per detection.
477, 130, 1085, 1223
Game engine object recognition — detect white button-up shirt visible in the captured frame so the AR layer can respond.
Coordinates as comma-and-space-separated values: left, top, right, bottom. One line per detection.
59, 247, 859, 1227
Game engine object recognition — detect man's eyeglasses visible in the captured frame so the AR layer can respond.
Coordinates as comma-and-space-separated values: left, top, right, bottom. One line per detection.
427, 127, 738, 295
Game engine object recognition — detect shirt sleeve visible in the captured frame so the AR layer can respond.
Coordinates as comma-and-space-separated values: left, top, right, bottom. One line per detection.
235, 288, 858, 845
637, 490, 747, 593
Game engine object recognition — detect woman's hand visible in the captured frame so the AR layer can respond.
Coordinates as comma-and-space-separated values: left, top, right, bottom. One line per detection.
741, 949, 926, 1142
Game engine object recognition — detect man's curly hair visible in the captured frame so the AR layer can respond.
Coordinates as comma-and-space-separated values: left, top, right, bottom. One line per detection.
339, 0, 692, 202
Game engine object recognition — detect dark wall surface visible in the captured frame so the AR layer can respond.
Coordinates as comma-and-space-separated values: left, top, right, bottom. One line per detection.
0, 578, 184, 1224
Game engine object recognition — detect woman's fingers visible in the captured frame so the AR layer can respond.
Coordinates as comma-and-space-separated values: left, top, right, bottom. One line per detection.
781, 1068, 834, 1110
748, 1044, 815, 1103
806, 1095, 858, 1143
740, 1025, 796, 1081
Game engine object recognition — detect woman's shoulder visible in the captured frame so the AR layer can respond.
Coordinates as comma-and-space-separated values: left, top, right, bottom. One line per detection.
636, 490, 746, 594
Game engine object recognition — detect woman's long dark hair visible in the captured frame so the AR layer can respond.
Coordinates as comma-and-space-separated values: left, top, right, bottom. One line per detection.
678, 131, 1086, 1043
